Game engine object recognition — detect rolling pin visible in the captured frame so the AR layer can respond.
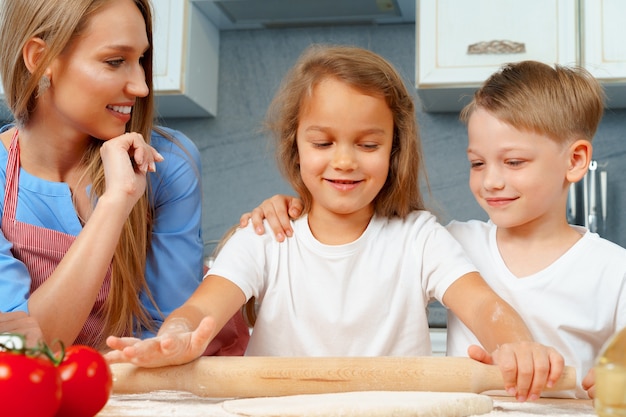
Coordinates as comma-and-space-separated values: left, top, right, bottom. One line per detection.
111, 356, 576, 398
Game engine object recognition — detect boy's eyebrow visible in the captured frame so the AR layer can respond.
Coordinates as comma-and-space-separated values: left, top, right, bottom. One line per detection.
467, 145, 528, 153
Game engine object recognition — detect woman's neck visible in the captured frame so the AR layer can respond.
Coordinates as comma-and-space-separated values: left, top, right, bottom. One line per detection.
14, 124, 90, 183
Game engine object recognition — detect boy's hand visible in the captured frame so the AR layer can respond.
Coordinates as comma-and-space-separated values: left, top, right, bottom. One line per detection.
467, 342, 564, 401
104, 316, 216, 368
239, 195, 303, 242
582, 368, 595, 399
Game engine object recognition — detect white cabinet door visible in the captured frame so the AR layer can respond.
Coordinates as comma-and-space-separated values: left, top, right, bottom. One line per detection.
582, 0, 626, 108
416, 0, 578, 112
152, 0, 220, 117
0, 81, 7, 121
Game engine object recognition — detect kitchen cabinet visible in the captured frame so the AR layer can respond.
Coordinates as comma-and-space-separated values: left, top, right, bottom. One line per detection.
581, 0, 626, 108
0, 0, 219, 120
416, 0, 579, 112
430, 328, 446, 356
0, 82, 7, 122
152, 0, 219, 118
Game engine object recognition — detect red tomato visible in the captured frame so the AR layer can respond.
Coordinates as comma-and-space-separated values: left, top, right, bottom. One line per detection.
56, 345, 112, 417
0, 351, 62, 417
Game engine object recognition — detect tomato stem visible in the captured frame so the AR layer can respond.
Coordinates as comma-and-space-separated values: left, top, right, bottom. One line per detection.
0, 333, 65, 366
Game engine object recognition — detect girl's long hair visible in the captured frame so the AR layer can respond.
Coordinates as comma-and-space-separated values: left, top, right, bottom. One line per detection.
265, 44, 428, 219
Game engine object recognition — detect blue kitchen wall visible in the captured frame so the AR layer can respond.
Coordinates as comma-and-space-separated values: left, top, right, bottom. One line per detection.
160, 23, 626, 256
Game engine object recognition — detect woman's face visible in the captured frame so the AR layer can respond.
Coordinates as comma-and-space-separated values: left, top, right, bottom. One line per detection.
45, 0, 149, 141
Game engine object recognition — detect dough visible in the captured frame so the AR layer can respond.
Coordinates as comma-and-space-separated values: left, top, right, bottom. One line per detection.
222, 391, 493, 417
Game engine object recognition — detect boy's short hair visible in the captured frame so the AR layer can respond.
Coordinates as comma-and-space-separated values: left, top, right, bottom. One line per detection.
460, 60, 605, 144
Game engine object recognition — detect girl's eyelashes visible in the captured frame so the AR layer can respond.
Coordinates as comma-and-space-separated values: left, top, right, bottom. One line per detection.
309, 142, 381, 150
311, 141, 332, 148
359, 143, 380, 151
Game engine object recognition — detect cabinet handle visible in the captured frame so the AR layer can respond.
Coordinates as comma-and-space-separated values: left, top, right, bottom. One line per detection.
467, 40, 526, 55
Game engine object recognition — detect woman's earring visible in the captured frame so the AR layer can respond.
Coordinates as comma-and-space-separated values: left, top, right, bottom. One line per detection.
36, 75, 50, 97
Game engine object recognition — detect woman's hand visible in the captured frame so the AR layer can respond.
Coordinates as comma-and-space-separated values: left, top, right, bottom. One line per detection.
99, 132, 164, 211
467, 342, 564, 401
239, 195, 303, 242
104, 316, 216, 368
0, 312, 43, 347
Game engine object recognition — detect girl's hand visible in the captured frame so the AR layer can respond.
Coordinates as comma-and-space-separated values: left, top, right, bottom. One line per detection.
99, 132, 164, 209
239, 195, 303, 242
467, 342, 564, 402
104, 316, 215, 368
582, 368, 595, 399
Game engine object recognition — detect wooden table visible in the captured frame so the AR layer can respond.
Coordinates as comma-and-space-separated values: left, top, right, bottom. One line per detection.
97, 392, 595, 417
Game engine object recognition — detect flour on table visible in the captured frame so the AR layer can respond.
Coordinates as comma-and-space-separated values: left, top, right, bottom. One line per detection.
221, 391, 494, 417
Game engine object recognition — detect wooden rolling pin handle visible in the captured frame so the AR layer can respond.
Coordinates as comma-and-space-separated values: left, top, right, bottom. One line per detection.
111, 356, 576, 398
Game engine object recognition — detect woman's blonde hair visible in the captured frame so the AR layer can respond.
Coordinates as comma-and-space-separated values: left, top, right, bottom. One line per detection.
0, 0, 160, 347
460, 60, 605, 144
265, 44, 427, 219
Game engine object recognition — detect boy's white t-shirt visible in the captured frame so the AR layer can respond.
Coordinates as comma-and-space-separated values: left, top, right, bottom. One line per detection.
210, 211, 477, 357
446, 219, 626, 398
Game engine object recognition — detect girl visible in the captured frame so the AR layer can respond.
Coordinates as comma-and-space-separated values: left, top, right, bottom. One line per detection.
106, 45, 564, 402
0, 0, 247, 353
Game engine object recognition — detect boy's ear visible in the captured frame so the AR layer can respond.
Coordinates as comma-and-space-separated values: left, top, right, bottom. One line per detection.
566, 139, 592, 183
22, 37, 48, 75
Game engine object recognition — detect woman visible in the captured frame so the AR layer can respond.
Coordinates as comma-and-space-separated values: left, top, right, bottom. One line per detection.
0, 0, 248, 353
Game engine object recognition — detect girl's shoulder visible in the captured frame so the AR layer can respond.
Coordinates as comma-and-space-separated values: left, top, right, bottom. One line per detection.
384, 210, 440, 228
374, 210, 445, 239
446, 218, 492, 234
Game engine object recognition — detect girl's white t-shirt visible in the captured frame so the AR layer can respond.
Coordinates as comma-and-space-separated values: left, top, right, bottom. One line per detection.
210, 211, 477, 357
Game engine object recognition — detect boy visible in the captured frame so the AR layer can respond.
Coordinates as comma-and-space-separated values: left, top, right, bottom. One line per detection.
246, 61, 626, 399
444, 60, 626, 399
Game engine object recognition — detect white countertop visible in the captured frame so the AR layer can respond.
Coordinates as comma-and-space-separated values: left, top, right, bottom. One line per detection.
97, 392, 595, 417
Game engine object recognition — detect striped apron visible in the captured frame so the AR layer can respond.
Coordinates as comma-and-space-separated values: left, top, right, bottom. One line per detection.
1, 130, 109, 347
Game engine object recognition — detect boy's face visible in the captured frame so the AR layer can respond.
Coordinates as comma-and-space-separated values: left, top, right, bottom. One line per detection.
466, 108, 570, 230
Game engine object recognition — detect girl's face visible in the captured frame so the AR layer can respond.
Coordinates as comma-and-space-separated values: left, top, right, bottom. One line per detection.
467, 107, 570, 230
296, 77, 394, 221
45, 0, 149, 141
